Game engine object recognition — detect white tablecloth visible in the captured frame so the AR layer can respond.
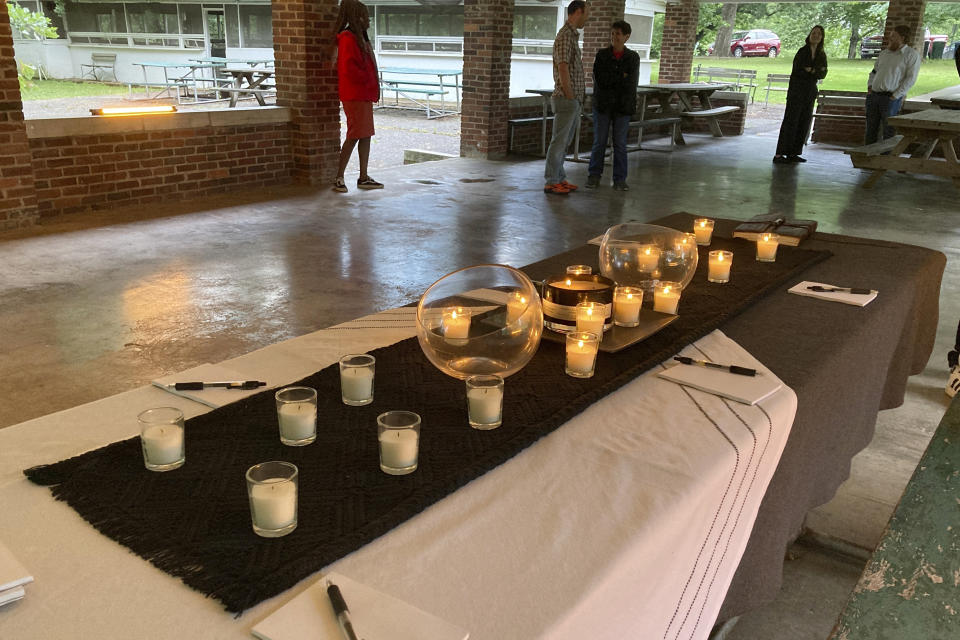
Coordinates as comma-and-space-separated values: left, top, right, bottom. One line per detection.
0, 308, 796, 639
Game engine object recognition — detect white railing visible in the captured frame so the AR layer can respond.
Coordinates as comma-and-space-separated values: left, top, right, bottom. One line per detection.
376, 36, 463, 55
68, 31, 204, 49
511, 39, 553, 57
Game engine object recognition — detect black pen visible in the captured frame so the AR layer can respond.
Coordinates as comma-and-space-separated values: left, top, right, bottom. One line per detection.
165, 380, 266, 391
326, 580, 360, 640
807, 285, 873, 295
673, 356, 757, 377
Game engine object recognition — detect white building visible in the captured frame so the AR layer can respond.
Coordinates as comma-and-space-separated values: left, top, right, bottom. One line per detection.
11, 0, 664, 96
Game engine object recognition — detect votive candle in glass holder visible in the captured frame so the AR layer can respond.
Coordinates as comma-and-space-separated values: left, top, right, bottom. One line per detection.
677, 233, 698, 260
756, 233, 779, 262
442, 306, 471, 343
466, 374, 504, 430
565, 331, 600, 378
566, 265, 592, 275
139, 407, 185, 472
576, 301, 605, 338
636, 245, 661, 274
275, 386, 317, 446
378, 411, 420, 475
246, 461, 298, 538
340, 354, 375, 406
708, 250, 733, 283
613, 286, 643, 327
693, 218, 715, 245
653, 281, 682, 315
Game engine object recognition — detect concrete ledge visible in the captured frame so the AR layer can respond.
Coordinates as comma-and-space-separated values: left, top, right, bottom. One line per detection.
403, 149, 458, 164
25, 106, 292, 139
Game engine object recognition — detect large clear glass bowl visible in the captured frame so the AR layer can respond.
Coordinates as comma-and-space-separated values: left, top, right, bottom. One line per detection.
416, 265, 543, 380
598, 223, 699, 292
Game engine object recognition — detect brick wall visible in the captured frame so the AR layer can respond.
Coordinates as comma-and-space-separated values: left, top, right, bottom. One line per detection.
659, 0, 698, 84
811, 99, 866, 145
883, 0, 927, 51
460, 0, 513, 158
0, 2, 38, 229
272, 0, 340, 185
26, 112, 293, 217
582, 0, 625, 89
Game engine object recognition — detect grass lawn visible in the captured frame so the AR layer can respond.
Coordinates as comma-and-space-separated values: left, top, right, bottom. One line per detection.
20, 80, 130, 101
651, 57, 960, 105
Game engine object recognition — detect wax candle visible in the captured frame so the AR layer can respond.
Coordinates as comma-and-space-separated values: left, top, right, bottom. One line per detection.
756, 233, 779, 262
566, 265, 592, 275
677, 233, 698, 260
278, 402, 317, 442
576, 302, 605, 338
613, 286, 643, 327
653, 282, 681, 315
565, 332, 599, 378
506, 293, 528, 324
559, 278, 607, 291
379, 429, 419, 472
442, 307, 471, 341
250, 479, 297, 531
141, 425, 184, 466
693, 218, 715, 245
708, 250, 733, 283
466, 374, 504, 429
636, 245, 661, 273
341, 366, 374, 404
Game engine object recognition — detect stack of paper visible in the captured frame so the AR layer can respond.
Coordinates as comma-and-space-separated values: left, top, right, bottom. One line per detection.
788, 281, 878, 307
0, 540, 33, 608
657, 361, 783, 405
252, 572, 469, 640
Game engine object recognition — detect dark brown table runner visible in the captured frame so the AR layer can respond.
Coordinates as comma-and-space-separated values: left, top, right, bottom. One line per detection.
25, 233, 830, 614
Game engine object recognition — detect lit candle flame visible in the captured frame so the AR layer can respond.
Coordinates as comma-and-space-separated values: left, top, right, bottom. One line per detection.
718, 253, 724, 262
699, 221, 707, 228
644, 248, 651, 256
663, 286, 671, 294
586, 307, 593, 317
626, 293, 633, 300
577, 340, 584, 349
565, 279, 572, 286
762, 234, 770, 242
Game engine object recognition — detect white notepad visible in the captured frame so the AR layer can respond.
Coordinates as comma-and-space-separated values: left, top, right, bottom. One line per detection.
658, 362, 783, 405
152, 363, 271, 408
788, 281, 878, 307
0, 540, 33, 608
252, 572, 469, 640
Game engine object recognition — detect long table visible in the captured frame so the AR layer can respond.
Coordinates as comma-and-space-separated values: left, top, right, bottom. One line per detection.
0, 215, 944, 636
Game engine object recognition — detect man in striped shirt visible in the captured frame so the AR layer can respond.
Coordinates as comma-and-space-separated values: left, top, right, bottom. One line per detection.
864, 25, 922, 144
544, 1, 590, 195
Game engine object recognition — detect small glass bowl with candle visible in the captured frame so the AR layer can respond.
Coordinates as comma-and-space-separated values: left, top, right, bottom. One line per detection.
756, 233, 780, 263
246, 461, 298, 538
693, 218, 715, 246
653, 281, 682, 315
565, 331, 600, 378
708, 250, 733, 284
139, 407, 185, 472
566, 265, 592, 275
576, 301, 606, 338
275, 386, 318, 446
613, 286, 643, 327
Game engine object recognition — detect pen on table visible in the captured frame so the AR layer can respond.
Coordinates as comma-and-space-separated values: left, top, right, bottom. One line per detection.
673, 356, 757, 377
327, 580, 360, 640
807, 285, 873, 295
165, 380, 266, 391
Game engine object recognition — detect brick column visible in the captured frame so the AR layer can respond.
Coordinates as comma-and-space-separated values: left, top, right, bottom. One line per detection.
582, 0, 625, 89
272, 0, 340, 185
883, 0, 927, 53
0, 2, 38, 229
460, 0, 513, 159
659, 0, 699, 84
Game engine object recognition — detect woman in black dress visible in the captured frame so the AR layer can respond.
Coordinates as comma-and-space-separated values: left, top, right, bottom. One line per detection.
773, 25, 828, 164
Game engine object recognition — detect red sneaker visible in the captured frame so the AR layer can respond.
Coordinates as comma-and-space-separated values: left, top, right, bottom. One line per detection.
559, 180, 578, 191
544, 183, 571, 195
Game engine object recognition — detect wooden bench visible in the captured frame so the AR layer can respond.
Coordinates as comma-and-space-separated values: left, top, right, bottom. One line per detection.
679, 106, 740, 137
763, 73, 791, 105
845, 135, 904, 159
829, 396, 960, 639
81, 53, 117, 82
693, 66, 758, 102
378, 83, 450, 119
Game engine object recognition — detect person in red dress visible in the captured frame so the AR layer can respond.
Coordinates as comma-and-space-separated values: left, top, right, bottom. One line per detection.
333, 0, 383, 193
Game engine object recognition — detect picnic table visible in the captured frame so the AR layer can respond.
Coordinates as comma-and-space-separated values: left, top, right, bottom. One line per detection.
637, 82, 738, 144
377, 66, 462, 119
930, 93, 960, 110
190, 57, 274, 68
129, 61, 223, 104
846, 108, 960, 188
219, 67, 276, 107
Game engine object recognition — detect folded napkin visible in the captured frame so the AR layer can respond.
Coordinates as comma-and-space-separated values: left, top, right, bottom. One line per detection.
152, 363, 275, 409
658, 361, 782, 405
788, 281, 878, 307
0, 539, 33, 608
252, 572, 469, 640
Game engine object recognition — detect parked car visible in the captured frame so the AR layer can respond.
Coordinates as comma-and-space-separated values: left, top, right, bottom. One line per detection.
862, 33, 949, 59
707, 29, 780, 58
860, 34, 883, 58
944, 41, 960, 60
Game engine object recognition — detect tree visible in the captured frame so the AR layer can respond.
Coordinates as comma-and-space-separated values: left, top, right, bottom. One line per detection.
713, 3, 738, 57
8, 2, 59, 40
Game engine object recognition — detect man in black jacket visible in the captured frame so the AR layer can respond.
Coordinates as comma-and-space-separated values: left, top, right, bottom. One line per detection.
586, 20, 640, 191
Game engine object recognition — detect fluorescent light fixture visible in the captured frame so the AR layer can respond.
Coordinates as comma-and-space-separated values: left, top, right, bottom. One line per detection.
90, 106, 178, 117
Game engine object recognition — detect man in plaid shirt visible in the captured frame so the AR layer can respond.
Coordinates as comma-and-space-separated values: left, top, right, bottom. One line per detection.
544, 0, 590, 195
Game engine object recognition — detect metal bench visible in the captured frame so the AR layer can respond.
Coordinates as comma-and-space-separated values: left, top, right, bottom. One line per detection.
693, 66, 758, 103
679, 105, 740, 137
763, 73, 792, 105
629, 116, 681, 150
508, 116, 554, 153
378, 83, 450, 119
81, 53, 117, 82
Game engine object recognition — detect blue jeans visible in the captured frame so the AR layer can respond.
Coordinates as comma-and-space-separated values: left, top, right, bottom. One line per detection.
588, 109, 631, 184
544, 96, 581, 185
864, 92, 904, 145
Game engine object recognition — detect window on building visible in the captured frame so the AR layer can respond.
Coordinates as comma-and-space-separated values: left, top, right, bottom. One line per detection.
377, 6, 464, 37
239, 4, 271, 47
63, 1, 125, 33
513, 6, 556, 40
180, 4, 203, 35
126, 3, 178, 34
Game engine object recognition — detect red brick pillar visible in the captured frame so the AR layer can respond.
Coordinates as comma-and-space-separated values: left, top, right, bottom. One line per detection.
659, 0, 699, 84
272, 0, 340, 185
582, 0, 625, 89
883, 0, 927, 53
460, 0, 513, 159
0, 2, 38, 229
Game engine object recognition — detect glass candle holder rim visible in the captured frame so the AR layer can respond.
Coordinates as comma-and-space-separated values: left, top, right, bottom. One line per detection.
466, 373, 504, 387
565, 264, 593, 274
694, 218, 715, 227
546, 272, 616, 288
137, 406, 183, 424
340, 353, 376, 367
709, 250, 734, 258
377, 410, 422, 429
758, 232, 780, 242
246, 460, 298, 485
275, 386, 317, 403
614, 285, 643, 296
567, 330, 600, 343
655, 280, 682, 291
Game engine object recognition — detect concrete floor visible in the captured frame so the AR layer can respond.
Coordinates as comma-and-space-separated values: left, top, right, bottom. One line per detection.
2, 121, 958, 637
